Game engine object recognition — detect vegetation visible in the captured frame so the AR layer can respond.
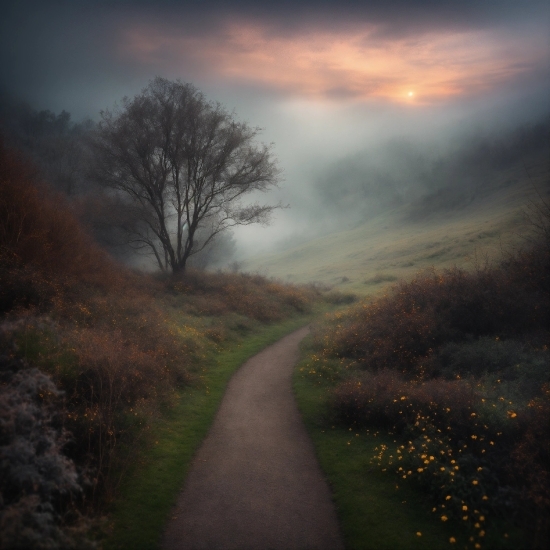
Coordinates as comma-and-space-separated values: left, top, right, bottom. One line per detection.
0, 142, 321, 547
2, 96, 548, 549
243, 149, 549, 293
295, 208, 550, 548
105, 314, 323, 550
90, 77, 281, 273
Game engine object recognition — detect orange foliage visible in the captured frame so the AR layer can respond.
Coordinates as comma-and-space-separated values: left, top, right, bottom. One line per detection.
0, 141, 120, 287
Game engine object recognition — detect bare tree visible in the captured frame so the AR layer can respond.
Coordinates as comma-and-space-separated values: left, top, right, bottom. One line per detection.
90, 77, 281, 272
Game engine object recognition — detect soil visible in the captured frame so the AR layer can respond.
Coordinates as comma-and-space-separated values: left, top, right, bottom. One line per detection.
161, 326, 344, 550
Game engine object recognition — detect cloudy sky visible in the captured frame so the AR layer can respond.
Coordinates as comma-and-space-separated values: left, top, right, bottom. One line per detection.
1, 0, 549, 254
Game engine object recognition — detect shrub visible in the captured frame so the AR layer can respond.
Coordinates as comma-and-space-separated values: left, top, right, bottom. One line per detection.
308, 225, 550, 547
0, 141, 119, 288
0, 138, 322, 540
171, 269, 317, 321
0, 355, 94, 549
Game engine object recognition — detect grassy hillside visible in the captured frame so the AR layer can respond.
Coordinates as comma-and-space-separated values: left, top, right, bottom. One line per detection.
244, 158, 549, 294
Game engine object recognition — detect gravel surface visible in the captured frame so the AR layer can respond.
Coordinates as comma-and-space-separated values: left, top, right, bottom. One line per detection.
162, 326, 344, 550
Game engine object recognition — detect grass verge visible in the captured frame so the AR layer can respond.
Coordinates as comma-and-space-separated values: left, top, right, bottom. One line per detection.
104, 311, 325, 550
293, 340, 465, 550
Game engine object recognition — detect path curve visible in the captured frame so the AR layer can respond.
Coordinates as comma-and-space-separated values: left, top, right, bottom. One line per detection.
162, 326, 344, 550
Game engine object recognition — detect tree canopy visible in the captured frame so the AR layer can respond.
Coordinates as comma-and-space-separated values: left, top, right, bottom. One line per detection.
91, 77, 281, 272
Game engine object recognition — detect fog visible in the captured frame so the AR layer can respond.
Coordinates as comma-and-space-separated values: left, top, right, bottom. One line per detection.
1, 0, 549, 267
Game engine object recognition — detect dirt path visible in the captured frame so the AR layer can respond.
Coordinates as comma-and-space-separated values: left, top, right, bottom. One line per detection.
162, 326, 344, 550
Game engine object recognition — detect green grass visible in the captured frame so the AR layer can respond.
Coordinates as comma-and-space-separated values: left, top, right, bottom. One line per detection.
292, 346, 466, 550
103, 310, 325, 550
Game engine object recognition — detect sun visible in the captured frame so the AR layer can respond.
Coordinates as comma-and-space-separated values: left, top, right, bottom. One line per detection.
407, 91, 414, 97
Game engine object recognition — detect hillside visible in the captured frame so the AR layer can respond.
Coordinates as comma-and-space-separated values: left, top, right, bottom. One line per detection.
243, 157, 549, 293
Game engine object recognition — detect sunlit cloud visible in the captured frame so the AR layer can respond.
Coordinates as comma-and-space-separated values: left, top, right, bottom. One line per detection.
118, 19, 546, 104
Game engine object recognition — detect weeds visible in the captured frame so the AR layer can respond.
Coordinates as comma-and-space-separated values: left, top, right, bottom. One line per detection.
0, 355, 95, 549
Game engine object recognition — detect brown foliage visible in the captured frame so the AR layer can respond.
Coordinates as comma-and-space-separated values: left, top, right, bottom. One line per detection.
0, 138, 319, 515
323, 248, 549, 376
312, 224, 550, 547
171, 269, 317, 322
331, 369, 477, 433
0, 141, 119, 287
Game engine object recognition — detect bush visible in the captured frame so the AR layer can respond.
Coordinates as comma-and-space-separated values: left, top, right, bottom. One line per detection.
0, 138, 322, 542
307, 224, 550, 548
171, 269, 318, 321
0, 355, 94, 549
0, 141, 119, 288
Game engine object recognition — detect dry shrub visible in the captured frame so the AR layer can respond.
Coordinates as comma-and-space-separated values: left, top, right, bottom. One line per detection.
0, 356, 95, 549
0, 141, 120, 289
313, 229, 550, 548
331, 370, 477, 434
0, 139, 321, 523
172, 269, 317, 322
324, 254, 549, 375
510, 390, 550, 549
61, 329, 166, 498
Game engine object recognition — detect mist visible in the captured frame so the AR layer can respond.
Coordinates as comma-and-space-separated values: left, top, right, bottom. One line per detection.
1, 0, 549, 268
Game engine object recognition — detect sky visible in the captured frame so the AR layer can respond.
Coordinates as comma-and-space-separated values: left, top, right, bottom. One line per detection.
1, 0, 549, 256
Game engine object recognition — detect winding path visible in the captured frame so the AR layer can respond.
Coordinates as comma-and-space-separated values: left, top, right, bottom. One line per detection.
162, 326, 344, 550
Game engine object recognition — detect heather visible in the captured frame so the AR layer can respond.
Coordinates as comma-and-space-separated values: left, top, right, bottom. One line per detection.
300, 215, 550, 548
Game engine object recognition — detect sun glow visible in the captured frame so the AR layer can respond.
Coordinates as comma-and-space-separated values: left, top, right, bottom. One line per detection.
120, 20, 545, 105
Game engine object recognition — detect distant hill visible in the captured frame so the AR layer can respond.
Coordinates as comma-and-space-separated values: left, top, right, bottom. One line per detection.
242, 153, 549, 294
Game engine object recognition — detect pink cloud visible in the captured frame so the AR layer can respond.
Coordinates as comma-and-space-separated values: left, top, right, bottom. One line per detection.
118, 19, 546, 104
